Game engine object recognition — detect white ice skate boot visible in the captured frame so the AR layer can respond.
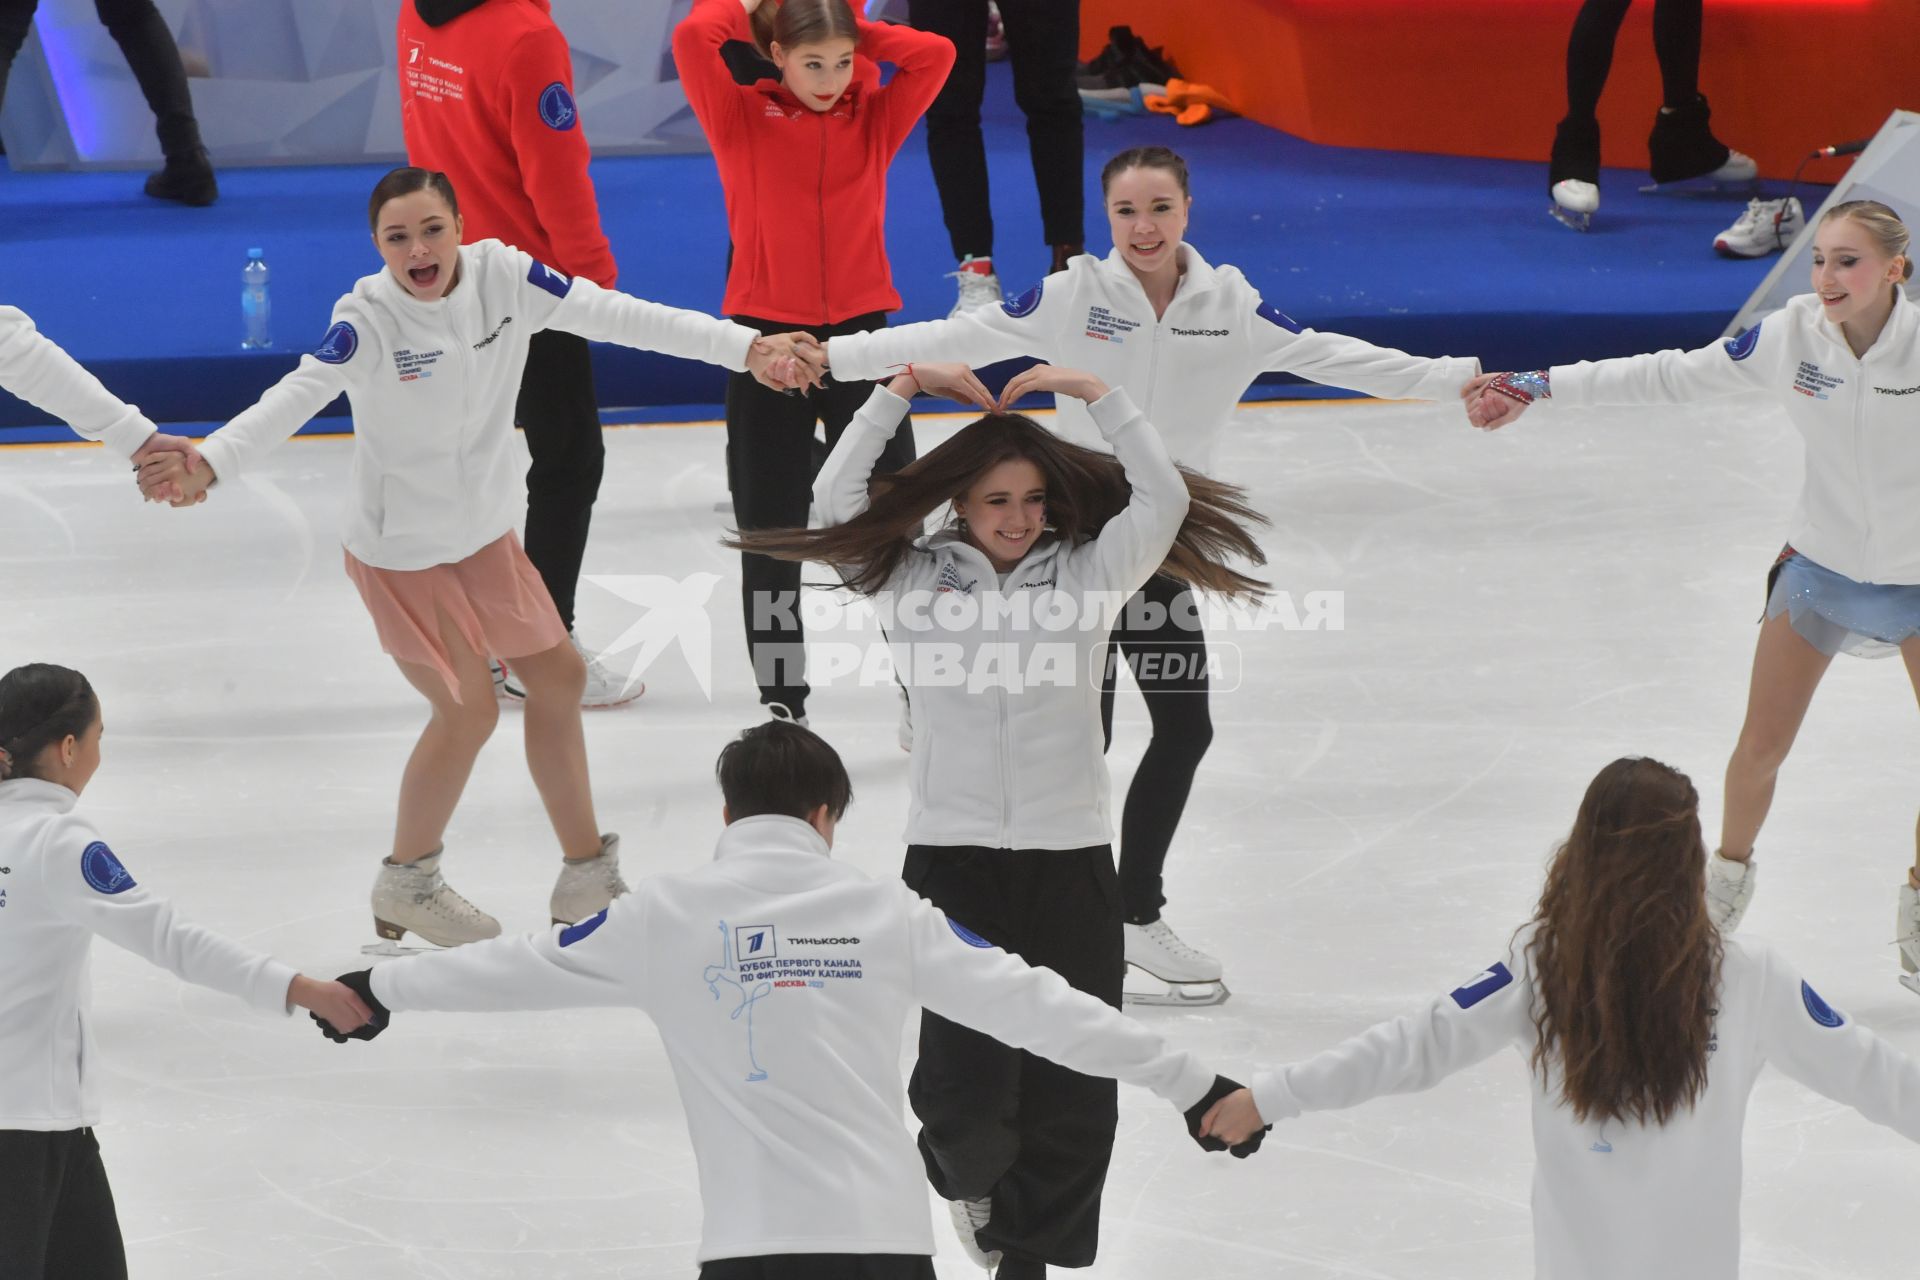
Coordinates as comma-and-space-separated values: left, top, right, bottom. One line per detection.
575, 633, 644, 708
1550, 179, 1600, 232
366, 850, 502, 955
948, 256, 1003, 317
551, 833, 629, 926
767, 701, 810, 729
1714, 196, 1804, 258
1704, 850, 1756, 933
946, 1196, 1001, 1270
1124, 917, 1230, 1007
1896, 879, 1920, 996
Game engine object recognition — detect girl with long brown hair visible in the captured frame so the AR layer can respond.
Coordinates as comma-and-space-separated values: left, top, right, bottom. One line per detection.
732, 360, 1266, 1278
1200, 756, 1920, 1279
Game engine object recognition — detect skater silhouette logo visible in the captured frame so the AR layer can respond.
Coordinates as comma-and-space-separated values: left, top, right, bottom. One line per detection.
706, 920, 775, 1082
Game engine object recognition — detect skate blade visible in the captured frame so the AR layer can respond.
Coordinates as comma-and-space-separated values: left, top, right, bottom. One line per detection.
1123, 972, 1231, 1008
360, 938, 445, 958
1548, 205, 1591, 233
1900, 972, 1920, 998
1636, 175, 1761, 196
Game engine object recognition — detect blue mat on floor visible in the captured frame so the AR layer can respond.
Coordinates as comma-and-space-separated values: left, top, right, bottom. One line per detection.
1, 62, 1799, 437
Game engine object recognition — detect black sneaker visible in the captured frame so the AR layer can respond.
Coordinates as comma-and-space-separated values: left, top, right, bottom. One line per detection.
144, 148, 219, 207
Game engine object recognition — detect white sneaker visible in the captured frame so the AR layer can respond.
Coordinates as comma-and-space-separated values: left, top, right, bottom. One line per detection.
370, 850, 502, 948
948, 256, 1003, 317
767, 701, 810, 729
1714, 196, 1804, 258
551, 833, 629, 925
1125, 917, 1224, 983
1705, 850, 1756, 932
946, 1196, 1000, 1270
575, 632, 644, 708
492, 658, 523, 703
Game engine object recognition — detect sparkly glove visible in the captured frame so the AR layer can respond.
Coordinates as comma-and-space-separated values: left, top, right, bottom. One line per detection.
1183, 1074, 1270, 1158
1488, 370, 1551, 405
313, 969, 391, 1043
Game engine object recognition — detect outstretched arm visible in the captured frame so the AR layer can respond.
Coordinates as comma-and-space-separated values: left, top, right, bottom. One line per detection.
1757, 945, 1920, 1143
368, 897, 647, 1017
1246, 300, 1481, 408
0, 305, 157, 459
190, 313, 362, 493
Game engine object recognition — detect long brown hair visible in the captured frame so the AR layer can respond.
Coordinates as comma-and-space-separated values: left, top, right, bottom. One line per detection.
750, 0, 859, 60
1524, 757, 1723, 1126
727, 412, 1268, 600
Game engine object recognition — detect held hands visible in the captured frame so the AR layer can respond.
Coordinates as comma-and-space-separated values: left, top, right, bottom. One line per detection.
309, 969, 391, 1043
131, 432, 210, 506
996, 363, 1109, 411
747, 332, 829, 394
884, 361, 995, 411
289, 973, 376, 1038
1184, 1075, 1269, 1159
1460, 371, 1538, 431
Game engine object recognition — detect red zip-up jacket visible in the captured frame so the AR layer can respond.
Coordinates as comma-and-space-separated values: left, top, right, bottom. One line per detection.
397, 0, 617, 288
672, 0, 953, 326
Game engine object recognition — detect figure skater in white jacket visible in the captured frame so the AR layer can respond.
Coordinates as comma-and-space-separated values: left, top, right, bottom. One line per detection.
810, 145, 1483, 1006
730, 361, 1268, 1278
1201, 755, 1920, 1280
1466, 201, 1920, 979
312, 720, 1262, 1280
138, 167, 820, 953
0, 663, 371, 1280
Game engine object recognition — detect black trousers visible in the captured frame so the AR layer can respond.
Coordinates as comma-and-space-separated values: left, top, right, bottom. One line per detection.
1099, 573, 1214, 925
909, 0, 1084, 260
700, 1254, 936, 1280
0, 1128, 128, 1280
727, 311, 916, 716
905, 843, 1123, 1270
514, 328, 604, 632
1563, 0, 1701, 120
0, 0, 204, 158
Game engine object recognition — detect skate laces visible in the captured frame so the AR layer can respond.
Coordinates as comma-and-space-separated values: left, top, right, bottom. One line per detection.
1141, 919, 1212, 962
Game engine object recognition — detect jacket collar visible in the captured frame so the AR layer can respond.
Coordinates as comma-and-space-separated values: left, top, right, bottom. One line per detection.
415, 0, 499, 27
757, 77, 866, 122
924, 526, 1063, 581
374, 246, 475, 315
0, 778, 80, 813
714, 813, 831, 861
1098, 241, 1220, 308
1813, 283, 1915, 365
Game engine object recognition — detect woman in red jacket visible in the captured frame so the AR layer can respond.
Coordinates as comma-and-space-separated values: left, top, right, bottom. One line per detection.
674, 0, 954, 727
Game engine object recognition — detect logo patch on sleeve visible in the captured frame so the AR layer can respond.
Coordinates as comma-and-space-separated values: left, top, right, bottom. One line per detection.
538, 82, 578, 131
1256, 300, 1303, 334
528, 260, 573, 299
1723, 323, 1762, 361
948, 918, 995, 948
1002, 281, 1043, 319
1449, 961, 1513, 1009
314, 321, 358, 365
1801, 980, 1844, 1028
558, 908, 609, 947
80, 842, 136, 895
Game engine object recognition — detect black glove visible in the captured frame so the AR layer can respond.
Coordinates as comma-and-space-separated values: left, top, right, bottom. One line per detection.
1183, 1074, 1270, 1159
312, 969, 392, 1043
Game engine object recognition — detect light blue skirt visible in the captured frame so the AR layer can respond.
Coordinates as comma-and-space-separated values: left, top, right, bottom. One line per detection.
1765, 549, 1920, 659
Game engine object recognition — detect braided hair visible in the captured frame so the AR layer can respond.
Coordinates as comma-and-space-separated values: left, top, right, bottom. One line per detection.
0, 665, 98, 782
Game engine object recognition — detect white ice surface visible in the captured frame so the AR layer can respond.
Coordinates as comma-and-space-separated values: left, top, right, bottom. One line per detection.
3, 394, 1917, 1279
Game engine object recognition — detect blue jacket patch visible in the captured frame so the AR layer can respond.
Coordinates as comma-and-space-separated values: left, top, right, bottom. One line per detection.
1801, 980, 1844, 1028
80, 842, 136, 895
948, 918, 994, 948
1449, 961, 1513, 1009
559, 908, 609, 947
528, 260, 573, 299
539, 82, 578, 132
1256, 300, 1303, 334
315, 321, 358, 365
1723, 323, 1762, 361
1002, 281, 1043, 319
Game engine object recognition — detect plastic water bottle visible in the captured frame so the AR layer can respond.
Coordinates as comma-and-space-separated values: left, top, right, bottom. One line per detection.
241, 248, 272, 350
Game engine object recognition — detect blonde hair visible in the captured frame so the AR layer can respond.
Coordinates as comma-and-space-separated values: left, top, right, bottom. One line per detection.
1821, 199, 1914, 282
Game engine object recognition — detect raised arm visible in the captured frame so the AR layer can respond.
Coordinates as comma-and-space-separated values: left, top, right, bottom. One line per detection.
503, 25, 617, 289
193, 311, 362, 489
859, 16, 956, 156
813, 382, 913, 527
1757, 945, 1920, 1143
0, 305, 156, 458
671, 0, 755, 147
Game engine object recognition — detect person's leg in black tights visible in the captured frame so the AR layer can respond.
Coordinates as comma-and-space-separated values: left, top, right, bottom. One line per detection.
1649, 0, 1702, 107
516, 329, 604, 634
996, 0, 1083, 268
909, 0, 993, 263
92, 0, 217, 201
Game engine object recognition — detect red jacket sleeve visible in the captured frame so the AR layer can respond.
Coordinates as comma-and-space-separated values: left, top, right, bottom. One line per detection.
503, 25, 618, 288
672, 0, 752, 151
857, 18, 955, 158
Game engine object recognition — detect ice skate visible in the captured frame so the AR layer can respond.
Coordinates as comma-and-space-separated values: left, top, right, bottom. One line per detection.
1704, 850, 1756, 933
948, 256, 1003, 318
1123, 917, 1230, 1007
1548, 116, 1600, 232
551, 833, 629, 925
1896, 880, 1920, 996
946, 1196, 1001, 1270
365, 850, 502, 955
1640, 94, 1758, 194
1714, 197, 1804, 258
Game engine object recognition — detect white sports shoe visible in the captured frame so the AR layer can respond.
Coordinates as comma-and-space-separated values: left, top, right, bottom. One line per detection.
1124, 917, 1230, 1007
1714, 196, 1804, 258
1705, 850, 1756, 933
550, 833, 630, 925
491, 658, 520, 703
946, 1196, 1000, 1270
948, 256, 1003, 317
575, 633, 644, 708
370, 850, 502, 949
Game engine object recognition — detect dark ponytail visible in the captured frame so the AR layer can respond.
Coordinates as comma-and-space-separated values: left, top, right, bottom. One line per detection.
0, 665, 98, 782
751, 0, 859, 60
367, 166, 460, 233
